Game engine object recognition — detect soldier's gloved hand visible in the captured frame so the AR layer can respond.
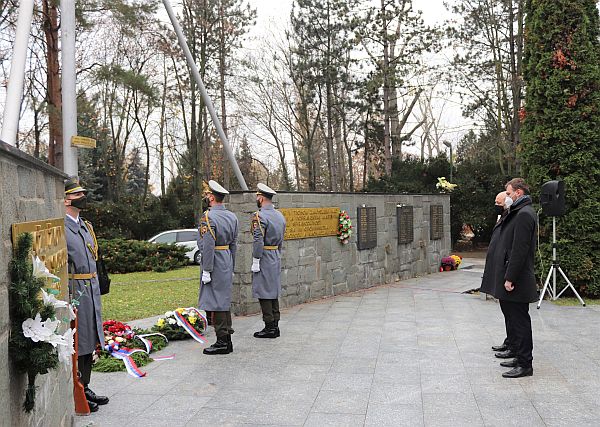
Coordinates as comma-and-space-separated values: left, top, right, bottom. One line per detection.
201, 270, 211, 283
251, 258, 261, 273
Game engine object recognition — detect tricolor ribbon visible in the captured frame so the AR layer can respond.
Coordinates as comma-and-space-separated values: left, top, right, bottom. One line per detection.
110, 349, 147, 378
174, 308, 208, 345
135, 332, 169, 353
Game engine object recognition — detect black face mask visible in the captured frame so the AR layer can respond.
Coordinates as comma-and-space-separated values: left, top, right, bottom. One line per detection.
494, 205, 504, 216
256, 199, 262, 209
71, 195, 88, 210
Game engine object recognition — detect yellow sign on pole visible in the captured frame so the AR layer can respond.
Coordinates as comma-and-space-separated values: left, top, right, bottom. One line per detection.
71, 135, 96, 149
12, 218, 68, 299
279, 207, 340, 240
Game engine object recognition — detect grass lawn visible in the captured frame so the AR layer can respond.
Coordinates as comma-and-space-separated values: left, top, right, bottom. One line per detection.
101, 266, 200, 321
551, 297, 600, 306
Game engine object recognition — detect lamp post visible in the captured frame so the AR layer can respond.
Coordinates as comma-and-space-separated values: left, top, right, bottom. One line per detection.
443, 141, 453, 183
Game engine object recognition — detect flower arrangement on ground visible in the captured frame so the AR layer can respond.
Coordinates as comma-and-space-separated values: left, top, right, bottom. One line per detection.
337, 210, 353, 244
440, 254, 463, 271
93, 319, 168, 373
152, 307, 207, 340
436, 177, 457, 193
9, 233, 76, 412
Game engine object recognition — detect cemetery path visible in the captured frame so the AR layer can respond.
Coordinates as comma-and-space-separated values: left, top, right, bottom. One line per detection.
76, 258, 600, 426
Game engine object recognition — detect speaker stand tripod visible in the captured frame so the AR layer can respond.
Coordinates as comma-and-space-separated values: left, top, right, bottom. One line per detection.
537, 217, 585, 309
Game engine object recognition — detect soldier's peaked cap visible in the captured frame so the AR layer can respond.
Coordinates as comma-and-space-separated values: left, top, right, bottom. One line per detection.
207, 180, 229, 196
64, 177, 87, 194
257, 183, 276, 198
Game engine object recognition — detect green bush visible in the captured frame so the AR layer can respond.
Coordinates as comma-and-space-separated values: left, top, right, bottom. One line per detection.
99, 239, 189, 274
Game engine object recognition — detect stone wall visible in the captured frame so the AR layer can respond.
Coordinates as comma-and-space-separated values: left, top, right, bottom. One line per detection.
0, 141, 73, 426
228, 191, 451, 315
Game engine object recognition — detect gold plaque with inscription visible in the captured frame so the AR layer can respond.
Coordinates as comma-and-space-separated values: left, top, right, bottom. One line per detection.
279, 207, 340, 240
12, 218, 68, 299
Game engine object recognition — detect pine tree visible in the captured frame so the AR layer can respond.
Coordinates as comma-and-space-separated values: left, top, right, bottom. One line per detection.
521, 0, 600, 294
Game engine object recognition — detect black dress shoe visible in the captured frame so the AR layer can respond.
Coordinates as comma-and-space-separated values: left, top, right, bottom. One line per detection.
203, 338, 230, 355
84, 387, 109, 405
495, 350, 516, 359
492, 344, 508, 352
500, 359, 518, 368
502, 366, 533, 378
86, 400, 99, 412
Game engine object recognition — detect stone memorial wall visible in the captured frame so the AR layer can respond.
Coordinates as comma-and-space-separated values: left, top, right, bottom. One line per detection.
228, 191, 451, 315
0, 141, 73, 426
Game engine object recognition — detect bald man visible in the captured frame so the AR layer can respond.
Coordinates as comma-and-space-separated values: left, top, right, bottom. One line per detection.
481, 191, 513, 353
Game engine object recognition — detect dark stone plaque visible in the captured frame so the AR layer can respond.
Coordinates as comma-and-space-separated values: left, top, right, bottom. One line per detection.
430, 204, 444, 240
397, 206, 414, 244
357, 206, 377, 250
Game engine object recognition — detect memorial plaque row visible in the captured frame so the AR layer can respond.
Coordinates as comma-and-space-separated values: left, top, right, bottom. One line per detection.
357, 206, 377, 250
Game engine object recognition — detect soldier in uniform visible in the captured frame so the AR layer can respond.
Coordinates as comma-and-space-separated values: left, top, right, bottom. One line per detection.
251, 183, 287, 338
198, 180, 239, 355
64, 178, 109, 412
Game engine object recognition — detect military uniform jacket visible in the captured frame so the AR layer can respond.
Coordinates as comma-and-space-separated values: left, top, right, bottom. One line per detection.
251, 205, 286, 299
65, 216, 104, 355
198, 205, 239, 311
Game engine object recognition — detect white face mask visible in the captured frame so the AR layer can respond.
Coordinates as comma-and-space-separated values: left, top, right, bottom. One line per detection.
504, 196, 513, 209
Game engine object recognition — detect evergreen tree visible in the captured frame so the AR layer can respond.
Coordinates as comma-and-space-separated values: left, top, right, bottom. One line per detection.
521, 0, 600, 294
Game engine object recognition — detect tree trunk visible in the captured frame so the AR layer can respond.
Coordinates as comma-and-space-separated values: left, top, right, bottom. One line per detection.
380, 0, 392, 175
42, 0, 62, 169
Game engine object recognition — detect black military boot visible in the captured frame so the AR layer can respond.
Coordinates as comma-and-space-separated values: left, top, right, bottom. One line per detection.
84, 386, 109, 405
227, 335, 233, 353
274, 320, 280, 338
203, 336, 230, 355
253, 322, 278, 338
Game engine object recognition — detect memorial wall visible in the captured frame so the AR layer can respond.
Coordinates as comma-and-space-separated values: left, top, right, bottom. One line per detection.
0, 141, 73, 426
228, 191, 451, 315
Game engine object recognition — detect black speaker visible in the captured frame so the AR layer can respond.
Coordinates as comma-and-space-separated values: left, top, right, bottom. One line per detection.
540, 180, 565, 216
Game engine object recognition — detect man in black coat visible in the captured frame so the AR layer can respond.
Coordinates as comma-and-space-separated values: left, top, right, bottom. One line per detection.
481, 191, 513, 352
488, 178, 538, 378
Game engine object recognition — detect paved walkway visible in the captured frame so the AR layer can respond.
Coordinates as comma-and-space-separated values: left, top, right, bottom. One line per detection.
76, 259, 600, 426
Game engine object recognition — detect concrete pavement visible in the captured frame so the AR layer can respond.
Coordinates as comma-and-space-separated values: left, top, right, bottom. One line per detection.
75, 259, 600, 426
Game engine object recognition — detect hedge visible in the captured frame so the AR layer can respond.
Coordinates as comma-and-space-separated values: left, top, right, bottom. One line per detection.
98, 239, 189, 274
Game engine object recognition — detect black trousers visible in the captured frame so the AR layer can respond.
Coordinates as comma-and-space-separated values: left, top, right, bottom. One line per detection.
78, 353, 93, 386
500, 300, 533, 368
212, 311, 234, 338
259, 299, 280, 324
499, 302, 514, 350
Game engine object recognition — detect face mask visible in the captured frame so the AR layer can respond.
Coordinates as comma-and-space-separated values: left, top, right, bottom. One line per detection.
494, 205, 504, 216
70, 195, 87, 210
256, 199, 262, 209
504, 196, 513, 209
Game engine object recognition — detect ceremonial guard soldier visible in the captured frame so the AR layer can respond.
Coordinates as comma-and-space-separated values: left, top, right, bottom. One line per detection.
251, 183, 287, 338
64, 178, 109, 412
198, 180, 239, 355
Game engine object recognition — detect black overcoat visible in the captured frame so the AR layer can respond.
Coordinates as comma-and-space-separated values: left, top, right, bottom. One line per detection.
483, 197, 538, 303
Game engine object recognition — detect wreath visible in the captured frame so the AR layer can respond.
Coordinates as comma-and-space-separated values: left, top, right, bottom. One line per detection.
9, 233, 75, 412
337, 210, 353, 244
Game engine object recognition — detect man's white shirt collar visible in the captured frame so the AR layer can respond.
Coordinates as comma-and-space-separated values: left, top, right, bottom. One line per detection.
66, 213, 79, 224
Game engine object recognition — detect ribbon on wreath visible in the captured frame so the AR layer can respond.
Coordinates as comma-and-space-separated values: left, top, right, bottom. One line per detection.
173, 308, 208, 345
107, 334, 174, 378
135, 332, 168, 353
110, 349, 147, 378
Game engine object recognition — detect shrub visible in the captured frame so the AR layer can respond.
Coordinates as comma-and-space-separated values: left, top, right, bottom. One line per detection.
98, 239, 189, 274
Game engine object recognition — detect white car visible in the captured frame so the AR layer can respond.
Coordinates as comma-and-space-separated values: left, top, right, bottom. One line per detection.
148, 229, 200, 264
